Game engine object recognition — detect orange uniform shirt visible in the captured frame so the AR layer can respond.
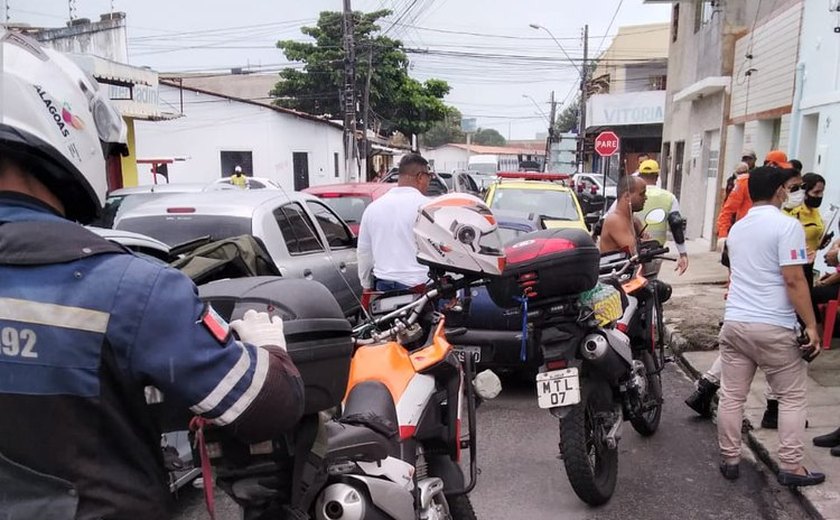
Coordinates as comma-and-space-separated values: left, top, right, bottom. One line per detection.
717, 174, 753, 238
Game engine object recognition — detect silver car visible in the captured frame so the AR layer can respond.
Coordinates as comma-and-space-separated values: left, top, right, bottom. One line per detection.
113, 190, 362, 317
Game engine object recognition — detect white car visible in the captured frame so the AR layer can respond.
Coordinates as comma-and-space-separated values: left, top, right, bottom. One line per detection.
572, 173, 617, 200
212, 176, 282, 190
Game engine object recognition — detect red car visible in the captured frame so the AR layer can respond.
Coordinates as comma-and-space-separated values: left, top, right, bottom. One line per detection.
304, 182, 396, 235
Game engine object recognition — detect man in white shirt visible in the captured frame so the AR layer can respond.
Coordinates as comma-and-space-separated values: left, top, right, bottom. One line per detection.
717, 166, 823, 487
357, 153, 431, 291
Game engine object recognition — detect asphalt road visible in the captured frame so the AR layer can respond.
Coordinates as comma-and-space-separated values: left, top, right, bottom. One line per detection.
174, 363, 810, 520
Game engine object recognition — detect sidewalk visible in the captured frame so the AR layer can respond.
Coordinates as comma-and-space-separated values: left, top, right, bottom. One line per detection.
661, 239, 840, 520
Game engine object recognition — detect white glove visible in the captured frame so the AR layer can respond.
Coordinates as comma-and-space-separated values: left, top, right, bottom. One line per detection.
229, 309, 287, 350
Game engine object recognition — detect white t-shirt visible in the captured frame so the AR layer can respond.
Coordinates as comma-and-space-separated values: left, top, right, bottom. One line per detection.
357, 186, 430, 288
725, 205, 808, 329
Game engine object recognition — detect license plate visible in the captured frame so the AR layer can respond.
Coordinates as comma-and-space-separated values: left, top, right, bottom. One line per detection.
454, 346, 481, 363
535, 368, 581, 409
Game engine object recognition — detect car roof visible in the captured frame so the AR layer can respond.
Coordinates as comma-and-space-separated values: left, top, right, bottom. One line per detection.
107, 183, 209, 196
492, 180, 572, 193
304, 182, 395, 198
114, 190, 320, 221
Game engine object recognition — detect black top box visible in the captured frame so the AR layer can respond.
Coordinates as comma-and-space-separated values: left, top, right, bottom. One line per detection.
199, 277, 353, 414
488, 228, 600, 308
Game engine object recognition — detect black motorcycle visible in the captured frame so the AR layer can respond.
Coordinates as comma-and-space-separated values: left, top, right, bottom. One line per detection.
488, 230, 671, 506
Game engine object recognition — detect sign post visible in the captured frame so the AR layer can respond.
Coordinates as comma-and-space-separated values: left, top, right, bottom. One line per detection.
595, 131, 620, 213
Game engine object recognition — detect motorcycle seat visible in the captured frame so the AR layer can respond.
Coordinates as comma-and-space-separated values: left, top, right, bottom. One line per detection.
341, 381, 399, 439
324, 421, 393, 463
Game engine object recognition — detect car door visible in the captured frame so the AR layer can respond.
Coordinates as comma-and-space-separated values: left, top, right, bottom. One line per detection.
304, 200, 361, 315
262, 201, 336, 296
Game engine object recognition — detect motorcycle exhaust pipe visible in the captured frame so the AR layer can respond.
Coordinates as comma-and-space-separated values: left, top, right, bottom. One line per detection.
580, 332, 632, 382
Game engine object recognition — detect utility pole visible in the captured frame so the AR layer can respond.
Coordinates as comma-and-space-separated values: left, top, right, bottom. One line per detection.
361, 48, 373, 181
342, 0, 357, 182
578, 24, 589, 173
545, 90, 557, 172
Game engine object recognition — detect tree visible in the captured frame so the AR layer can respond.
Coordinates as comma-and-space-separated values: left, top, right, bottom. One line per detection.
472, 128, 506, 146
420, 106, 465, 148
555, 95, 581, 134
273, 10, 451, 137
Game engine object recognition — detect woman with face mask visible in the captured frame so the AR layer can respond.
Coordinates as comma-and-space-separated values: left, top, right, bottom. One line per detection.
783, 171, 822, 287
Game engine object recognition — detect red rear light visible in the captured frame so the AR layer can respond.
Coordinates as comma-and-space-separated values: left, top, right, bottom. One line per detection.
590, 185, 598, 194
546, 360, 568, 370
166, 207, 195, 213
505, 237, 576, 264
319, 193, 343, 198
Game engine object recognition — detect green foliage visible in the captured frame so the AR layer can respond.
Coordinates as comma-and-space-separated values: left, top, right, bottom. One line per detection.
420, 106, 465, 148
472, 127, 506, 146
273, 10, 451, 137
555, 95, 581, 134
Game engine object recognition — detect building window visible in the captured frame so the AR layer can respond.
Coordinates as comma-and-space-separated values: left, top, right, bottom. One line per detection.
694, 0, 717, 32
334, 152, 340, 178
672, 4, 679, 42
220, 150, 253, 177
649, 75, 667, 91
771, 118, 782, 150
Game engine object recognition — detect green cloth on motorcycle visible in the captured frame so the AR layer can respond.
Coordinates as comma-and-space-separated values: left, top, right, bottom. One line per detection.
170, 234, 280, 284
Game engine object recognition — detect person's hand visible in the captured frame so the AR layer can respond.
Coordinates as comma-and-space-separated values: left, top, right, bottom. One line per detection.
827, 246, 840, 267
230, 309, 287, 350
803, 326, 822, 359
716, 237, 726, 252
807, 248, 817, 264
675, 254, 689, 276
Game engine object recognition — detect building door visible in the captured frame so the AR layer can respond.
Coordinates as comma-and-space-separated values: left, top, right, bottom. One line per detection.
293, 152, 310, 191
702, 130, 720, 239
661, 142, 671, 191
673, 141, 684, 201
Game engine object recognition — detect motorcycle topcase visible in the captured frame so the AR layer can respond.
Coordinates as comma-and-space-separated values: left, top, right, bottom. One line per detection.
198, 276, 353, 414
488, 228, 600, 308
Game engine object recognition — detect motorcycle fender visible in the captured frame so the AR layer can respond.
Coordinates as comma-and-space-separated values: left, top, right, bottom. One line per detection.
427, 454, 465, 494
346, 474, 415, 520
550, 405, 575, 420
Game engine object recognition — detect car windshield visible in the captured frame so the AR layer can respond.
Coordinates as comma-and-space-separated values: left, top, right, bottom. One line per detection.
470, 163, 497, 175
117, 215, 252, 246
318, 196, 372, 223
490, 188, 579, 221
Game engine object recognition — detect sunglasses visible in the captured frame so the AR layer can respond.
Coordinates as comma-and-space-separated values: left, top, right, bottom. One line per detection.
787, 183, 803, 193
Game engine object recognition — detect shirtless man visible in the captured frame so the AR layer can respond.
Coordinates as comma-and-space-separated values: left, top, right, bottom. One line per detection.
599, 176, 647, 254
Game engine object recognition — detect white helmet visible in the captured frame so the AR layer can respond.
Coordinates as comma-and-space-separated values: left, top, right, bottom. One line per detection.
234, 165, 242, 173
415, 193, 506, 277
1, 31, 127, 223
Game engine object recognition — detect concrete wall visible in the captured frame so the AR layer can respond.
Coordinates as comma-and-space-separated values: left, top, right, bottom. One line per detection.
134, 84, 344, 189
422, 146, 469, 172
32, 13, 128, 62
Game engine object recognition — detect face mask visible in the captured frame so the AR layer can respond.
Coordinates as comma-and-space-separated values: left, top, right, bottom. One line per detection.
805, 195, 823, 208
784, 189, 806, 209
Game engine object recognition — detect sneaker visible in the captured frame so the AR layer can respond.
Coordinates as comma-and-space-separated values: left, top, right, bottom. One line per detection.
719, 461, 740, 481
685, 378, 719, 418
777, 468, 825, 487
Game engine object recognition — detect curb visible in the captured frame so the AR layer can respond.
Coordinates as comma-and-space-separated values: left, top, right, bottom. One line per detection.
666, 324, 825, 520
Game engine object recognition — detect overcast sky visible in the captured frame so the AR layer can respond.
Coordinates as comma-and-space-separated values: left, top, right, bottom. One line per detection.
17, 0, 671, 139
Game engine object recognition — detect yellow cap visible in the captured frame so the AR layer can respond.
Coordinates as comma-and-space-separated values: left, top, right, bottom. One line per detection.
639, 159, 660, 175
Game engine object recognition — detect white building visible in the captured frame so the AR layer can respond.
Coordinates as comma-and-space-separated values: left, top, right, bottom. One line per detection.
789, 0, 840, 205
421, 143, 545, 173
134, 81, 345, 190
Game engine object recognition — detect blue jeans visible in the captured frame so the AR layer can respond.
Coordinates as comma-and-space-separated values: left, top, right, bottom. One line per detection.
375, 280, 412, 292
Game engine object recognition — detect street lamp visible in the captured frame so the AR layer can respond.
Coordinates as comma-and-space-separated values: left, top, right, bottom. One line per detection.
522, 94, 550, 124
530, 22, 589, 173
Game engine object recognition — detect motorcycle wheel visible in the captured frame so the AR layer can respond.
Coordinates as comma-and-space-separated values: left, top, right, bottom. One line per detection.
630, 351, 663, 436
559, 378, 617, 506
445, 494, 477, 520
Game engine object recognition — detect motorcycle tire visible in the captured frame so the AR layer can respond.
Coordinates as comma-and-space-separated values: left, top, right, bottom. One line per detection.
558, 378, 618, 506
445, 494, 478, 520
630, 351, 663, 437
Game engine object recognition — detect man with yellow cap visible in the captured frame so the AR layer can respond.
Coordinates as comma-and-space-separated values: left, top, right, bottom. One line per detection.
635, 159, 689, 275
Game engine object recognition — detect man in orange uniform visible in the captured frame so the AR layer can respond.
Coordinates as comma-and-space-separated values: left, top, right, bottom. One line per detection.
717, 150, 791, 243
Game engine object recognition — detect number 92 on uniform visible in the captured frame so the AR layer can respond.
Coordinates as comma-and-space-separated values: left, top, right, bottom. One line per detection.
536, 367, 580, 409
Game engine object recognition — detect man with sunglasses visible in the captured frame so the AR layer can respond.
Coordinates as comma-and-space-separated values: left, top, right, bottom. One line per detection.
358, 153, 432, 292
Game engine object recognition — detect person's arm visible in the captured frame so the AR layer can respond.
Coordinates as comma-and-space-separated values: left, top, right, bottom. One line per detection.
717, 183, 743, 239
357, 213, 373, 290
122, 264, 304, 443
779, 224, 821, 352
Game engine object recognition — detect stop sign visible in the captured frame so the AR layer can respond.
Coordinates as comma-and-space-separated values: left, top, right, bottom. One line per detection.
594, 131, 620, 157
